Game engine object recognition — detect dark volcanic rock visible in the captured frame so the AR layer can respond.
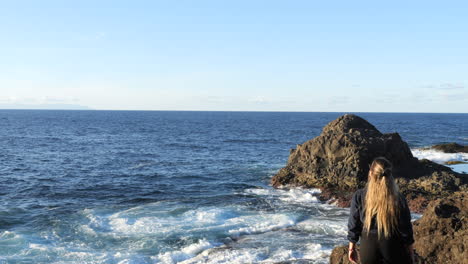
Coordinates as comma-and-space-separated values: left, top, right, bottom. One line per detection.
413, 192, 467, 264
318, 188, 354, 208
272, 114, 417, 189
431, 143, 468, 153
271, 114, 467, 212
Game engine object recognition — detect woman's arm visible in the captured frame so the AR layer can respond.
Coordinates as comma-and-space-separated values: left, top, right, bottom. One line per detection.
348, 242, 359, 264
347, 190, 363, 243
399, 195, 415, 245
347, 191, 362, 263
400, 195, 415, 263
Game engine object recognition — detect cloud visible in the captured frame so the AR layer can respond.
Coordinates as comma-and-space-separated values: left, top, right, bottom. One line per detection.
421, 83, 465, 90
0, 103, 92, 110
248, 96, 269, 104
420, 84, 436, 89
375, 93, 402, 104
39, 96, 80, 104
439, 83, 464, 90
0, 96, 90, 110
0, 96, 16, 103
328, 96, 349, 105
438, 92, 468, 102
415, 83, 467, 103
409, 92, 433, 102
95, 32, 107, 40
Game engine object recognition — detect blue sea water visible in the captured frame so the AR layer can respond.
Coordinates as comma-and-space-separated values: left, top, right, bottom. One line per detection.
0, 110, 466, 263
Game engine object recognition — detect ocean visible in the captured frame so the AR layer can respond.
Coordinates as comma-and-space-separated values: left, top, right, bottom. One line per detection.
0, 110, 467, 264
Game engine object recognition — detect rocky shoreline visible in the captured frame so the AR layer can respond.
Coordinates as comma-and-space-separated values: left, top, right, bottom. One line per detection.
270, 114, 467, 263
271, 114, 467, 213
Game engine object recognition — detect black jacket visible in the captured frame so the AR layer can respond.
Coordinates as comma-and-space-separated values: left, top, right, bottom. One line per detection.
347, 188, 414, 245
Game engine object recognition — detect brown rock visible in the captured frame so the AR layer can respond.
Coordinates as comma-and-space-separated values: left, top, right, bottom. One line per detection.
405, 195, 430, 214
413, 192, 468, 264
445, 161, 468, 165
329, 246, 356, 264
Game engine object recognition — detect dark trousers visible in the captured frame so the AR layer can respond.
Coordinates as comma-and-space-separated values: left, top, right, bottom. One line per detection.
360, 231, 412, 264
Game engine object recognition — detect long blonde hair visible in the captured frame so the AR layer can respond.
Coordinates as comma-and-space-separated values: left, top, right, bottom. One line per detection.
363, 157, 400, 239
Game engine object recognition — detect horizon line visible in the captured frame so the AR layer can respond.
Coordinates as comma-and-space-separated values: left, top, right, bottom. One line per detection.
0, 108, 467, 114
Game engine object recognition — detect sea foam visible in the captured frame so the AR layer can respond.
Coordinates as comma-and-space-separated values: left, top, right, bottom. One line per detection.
173, 241, 331, 264
411, 148, 468, 173
411, 148, 468, 164
155, 239, 220, 264
244, 187, 321, 205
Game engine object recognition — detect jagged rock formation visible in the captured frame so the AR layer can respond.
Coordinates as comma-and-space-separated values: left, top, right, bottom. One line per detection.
330, 192, 467, 264
271, 114, 467, 212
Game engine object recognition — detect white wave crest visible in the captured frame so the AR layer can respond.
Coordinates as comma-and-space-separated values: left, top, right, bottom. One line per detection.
155, 239, 219, 264
411, 148, 468, 164
179, 247, 265, 264
295, 218, 347, 236
227, 214, 297, 236
109, 216, 164, 234
177, 242, 330, 264
245, 187, 321, 204
279, 188, 320, 203
302, 243, 331, 259
262, 243, 330, 263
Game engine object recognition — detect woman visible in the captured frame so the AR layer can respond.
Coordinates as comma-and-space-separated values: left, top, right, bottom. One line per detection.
347, 157, 414, 264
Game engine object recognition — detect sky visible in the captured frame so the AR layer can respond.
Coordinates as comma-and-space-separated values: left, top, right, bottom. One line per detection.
0, 0, 467, 112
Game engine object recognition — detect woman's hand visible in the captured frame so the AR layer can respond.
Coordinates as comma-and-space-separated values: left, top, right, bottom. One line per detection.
348, 242, 359, 264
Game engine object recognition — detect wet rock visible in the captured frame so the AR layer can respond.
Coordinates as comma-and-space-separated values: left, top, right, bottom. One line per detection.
445, 160, 468, 165
431, 143, 468, 153
318, 188, 354, 208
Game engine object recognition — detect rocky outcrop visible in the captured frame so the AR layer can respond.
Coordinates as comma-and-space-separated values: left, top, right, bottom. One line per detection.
272, 114, 414, 190
330, 192, 467, 264
431, 143, 468, 153
413, 192, 467, 264
271, 114, 467, 212
305, 115, 468, 263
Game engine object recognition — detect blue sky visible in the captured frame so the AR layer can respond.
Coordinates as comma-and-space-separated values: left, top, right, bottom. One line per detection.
0, 1, 467, 112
